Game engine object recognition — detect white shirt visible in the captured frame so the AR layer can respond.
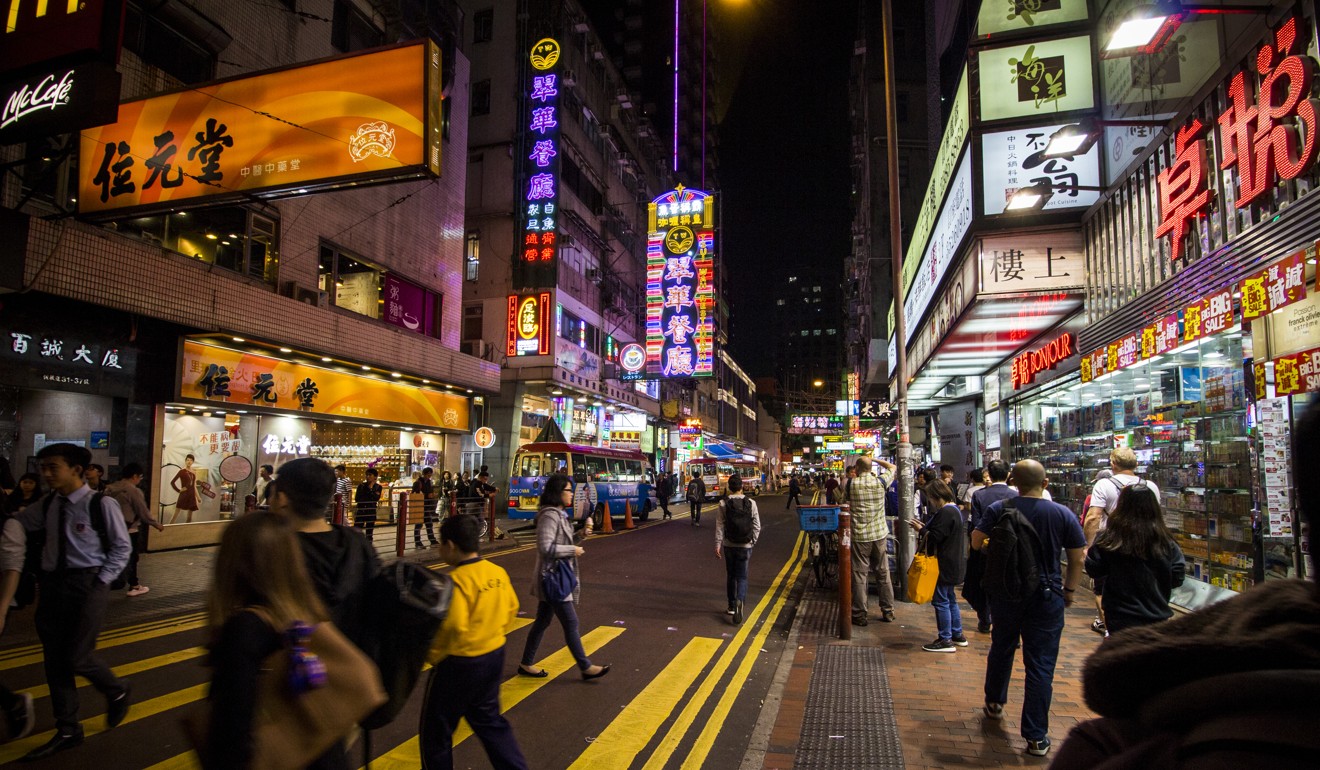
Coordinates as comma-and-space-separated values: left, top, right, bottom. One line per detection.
1089, 473, 1156, 521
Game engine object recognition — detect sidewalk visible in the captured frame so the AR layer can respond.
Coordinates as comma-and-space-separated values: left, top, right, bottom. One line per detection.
756, 582, 1103, 769
0, 516, 532, 649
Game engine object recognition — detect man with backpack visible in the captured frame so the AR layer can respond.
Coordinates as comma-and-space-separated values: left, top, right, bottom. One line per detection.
1083, 448, 1158, 635
687, 470, 706, 526
966, 459, 1018, 634
4, 443, 132, 761
971, 459, 1085, 759
715, 474, 761, 625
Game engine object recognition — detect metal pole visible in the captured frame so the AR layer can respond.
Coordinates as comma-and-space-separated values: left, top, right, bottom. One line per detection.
881, 0, 914, 595
396, 491, 409, 557
838, 506, 852, 640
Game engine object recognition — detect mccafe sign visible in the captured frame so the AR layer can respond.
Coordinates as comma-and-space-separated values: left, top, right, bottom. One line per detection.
0, 61, 120, 144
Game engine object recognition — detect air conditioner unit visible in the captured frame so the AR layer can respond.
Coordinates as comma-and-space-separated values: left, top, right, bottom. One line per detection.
586, 268, 603, 284
293, 286, 329, 308
461, 340, 486, 358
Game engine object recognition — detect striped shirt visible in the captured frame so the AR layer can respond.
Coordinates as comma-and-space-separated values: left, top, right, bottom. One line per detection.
848, 469, 893, 542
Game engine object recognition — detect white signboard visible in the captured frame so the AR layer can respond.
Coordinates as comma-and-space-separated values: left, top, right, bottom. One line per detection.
903, 149, 974, 343
977, 35, 1096, 123
976, 0, 1089, 38
981, 125, 1101, 215
978, 231, 1085, 294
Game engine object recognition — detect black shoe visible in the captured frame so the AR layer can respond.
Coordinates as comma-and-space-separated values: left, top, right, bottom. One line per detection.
581, 664, 611, 681
106, 682, 130, 729
5, 691, 33, 740
415, 541, 425, 550
733, 601, 744, 625
922, 638, 956, 653
851, 614, 868, 627
517, 665, 549, 678
727, 602, 737, 615
881, 610, 896, 623
21, 733, 83, 762
951, 634, 969, 647
1026, 737, 1052, 757
977, 621, 992, 634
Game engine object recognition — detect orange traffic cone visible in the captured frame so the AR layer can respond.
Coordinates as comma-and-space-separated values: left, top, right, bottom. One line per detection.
600, 505, 615, 534
623, 499, 636, 530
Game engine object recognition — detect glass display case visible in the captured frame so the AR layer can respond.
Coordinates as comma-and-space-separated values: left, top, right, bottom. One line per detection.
1007, 328, 1255, 602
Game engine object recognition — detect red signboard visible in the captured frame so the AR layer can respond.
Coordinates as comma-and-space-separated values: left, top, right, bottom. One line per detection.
1115, 333, 1140, 370
1239, 250, 1308, 322
1273, 346, 1320, 397
1155, 118, 1212, 262
1154, 314, 1180, 355
1184, 289, 1234, 343
1010, 332, 1074, 390
505, 293, 551, 357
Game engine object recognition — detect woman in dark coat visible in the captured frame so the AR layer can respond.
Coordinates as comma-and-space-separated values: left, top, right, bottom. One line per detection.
908, 479, 968, 653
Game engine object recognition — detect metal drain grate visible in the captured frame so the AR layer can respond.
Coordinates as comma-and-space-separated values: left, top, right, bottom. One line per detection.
795, 646, 905, 769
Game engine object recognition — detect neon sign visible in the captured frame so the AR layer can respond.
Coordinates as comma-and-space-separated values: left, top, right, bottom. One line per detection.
645, 185, 716, 378
513, 38, 562, 289
506, 292, 552, 357
1010, 332, 1074, 390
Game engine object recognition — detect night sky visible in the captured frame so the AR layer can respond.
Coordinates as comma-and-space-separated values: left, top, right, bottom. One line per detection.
719, 0, 855, 378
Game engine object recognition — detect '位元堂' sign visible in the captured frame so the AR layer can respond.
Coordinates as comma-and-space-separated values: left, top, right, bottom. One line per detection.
1011, 332, 1074, 389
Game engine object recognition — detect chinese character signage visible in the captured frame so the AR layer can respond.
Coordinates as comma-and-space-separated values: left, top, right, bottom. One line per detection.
645, 186, 716, 378
78, 40, 442, 216
513, 37, 562, 289
976, 35, 1095, 122
975, 0, 1089, 38
505, 293, 552, 357
179, 340, 469, 430
981, 125, 1101, 215
787, 413, 846, 436
1010, 332, 1074, 389
979, 232, 1083, 294
859, 400, 892, 419
1273, 346, 1320, 397
382, 273, 437, 337
1239, 250, 1308, 322
1154, 119, 1212, 263
1, 325, 133, 395
900, 149, 974, 343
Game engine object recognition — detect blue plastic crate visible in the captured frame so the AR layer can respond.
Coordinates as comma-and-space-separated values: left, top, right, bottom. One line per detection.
798, 506, 840, 532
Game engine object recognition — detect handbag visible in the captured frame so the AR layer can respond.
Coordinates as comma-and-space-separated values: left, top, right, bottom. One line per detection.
541, 558, 576, 602
905, 533, 940, 605
182, 608, 387, 769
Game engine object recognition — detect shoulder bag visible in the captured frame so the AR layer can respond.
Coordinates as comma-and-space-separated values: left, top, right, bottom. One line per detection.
540, 508, 577, 602
182, 608, 386, 770
905, 530, 940, 605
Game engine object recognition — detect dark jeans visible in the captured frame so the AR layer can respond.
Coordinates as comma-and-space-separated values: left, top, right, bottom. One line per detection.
724, 546, 751, 605
984, 588, 1066, 741
355, 504, 377, 539
963, 548, 991, 626
122, 528, 148, 588
786, 492, 800, 508
521, 600, 591, 671
659, 497, 671, 518
690, 500, 702, 523
420, 649, 528, 770
415, 502, 438, 547
36, 570, 126, 734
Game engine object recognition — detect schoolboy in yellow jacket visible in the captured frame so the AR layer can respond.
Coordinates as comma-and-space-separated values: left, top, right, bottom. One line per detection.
420, 515, 527, 770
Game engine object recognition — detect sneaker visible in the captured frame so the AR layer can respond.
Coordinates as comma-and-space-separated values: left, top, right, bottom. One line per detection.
851, 614, 869, 627
126, 586, 150, 597
922, 638, 956, 653
1091, 618, 1107, 634
983, 702, 1004, 720
951, 634, 969, 647
727, 602, 737, 615
881, 610, 896, 623
1026, 737, 1051, 757
733, 601, 744, 625
5, 691, 33, 740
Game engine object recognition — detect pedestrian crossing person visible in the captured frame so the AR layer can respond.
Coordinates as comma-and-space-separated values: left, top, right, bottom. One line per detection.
715, 474, 760, 625
420, 515, 528, 770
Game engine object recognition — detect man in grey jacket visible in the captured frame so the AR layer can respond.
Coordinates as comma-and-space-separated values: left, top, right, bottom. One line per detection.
104, 463, 164, 597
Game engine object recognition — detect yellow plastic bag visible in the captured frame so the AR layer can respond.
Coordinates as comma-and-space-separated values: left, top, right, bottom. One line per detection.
906, 551, 940, 605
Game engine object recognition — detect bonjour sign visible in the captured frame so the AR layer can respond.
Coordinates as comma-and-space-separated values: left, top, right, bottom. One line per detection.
1011, 332, 1074, 389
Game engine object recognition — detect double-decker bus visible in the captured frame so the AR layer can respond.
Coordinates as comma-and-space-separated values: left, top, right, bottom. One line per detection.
508, 442, 657, 523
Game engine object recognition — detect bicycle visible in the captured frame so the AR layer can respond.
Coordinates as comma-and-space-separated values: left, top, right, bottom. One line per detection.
810, 530, 839, 589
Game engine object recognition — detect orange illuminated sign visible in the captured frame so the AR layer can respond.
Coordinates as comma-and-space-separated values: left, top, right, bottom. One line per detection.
79, 40, 442, 216
506, 292, 551, 356
178, 340, 469, 431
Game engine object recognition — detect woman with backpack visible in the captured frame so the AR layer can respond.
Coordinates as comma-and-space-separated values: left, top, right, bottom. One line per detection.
907, 479, 968, 653
517, 474, 610, 681
1084, 483, 1185, 635
715, 474, 761, 625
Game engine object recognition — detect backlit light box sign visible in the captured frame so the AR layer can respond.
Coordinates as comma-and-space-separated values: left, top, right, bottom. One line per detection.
645, 186, 716, 379
787, 413, 846, 436
513, 36, 562, 289
981, 124, 1101, 215
78, 41, 442, 216
974, 0, 1088, 39
506, 293, 552, 357
976, 35, 1095, 123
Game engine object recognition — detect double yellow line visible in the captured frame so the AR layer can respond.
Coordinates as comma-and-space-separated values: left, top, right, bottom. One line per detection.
0, 611, 208, 672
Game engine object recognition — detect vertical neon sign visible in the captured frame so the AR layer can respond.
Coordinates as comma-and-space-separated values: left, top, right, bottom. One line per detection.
646, 185, 716, 378
515, 37, 562, 289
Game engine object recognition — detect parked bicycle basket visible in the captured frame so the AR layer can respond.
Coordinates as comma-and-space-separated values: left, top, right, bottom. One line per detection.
798, 506, 840, 532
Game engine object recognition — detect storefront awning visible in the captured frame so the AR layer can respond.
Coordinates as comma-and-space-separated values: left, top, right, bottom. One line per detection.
705, 443, 740, 459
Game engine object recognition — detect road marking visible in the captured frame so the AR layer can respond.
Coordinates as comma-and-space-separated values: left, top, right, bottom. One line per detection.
0, 682, 209, 765
367, 625, 627, 770
0, 611, 207, 663
19, 646, 208, 701
0, 617, 208, 672
678, 539, 808, 770
568, 636, 723, 770
641, 532, 807, 770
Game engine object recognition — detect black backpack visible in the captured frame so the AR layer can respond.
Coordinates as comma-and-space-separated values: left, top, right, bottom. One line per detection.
358, 560, 453, 730
981, 502, 1044, 603
724, 497, 755, 545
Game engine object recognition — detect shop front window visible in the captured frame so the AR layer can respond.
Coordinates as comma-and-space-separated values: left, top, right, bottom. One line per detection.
118, 206, 279, 284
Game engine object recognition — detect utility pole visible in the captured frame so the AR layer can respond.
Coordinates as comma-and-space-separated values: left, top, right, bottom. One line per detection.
881, 0, 914, 592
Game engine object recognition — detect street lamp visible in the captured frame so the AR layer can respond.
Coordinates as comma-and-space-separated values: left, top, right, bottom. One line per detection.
812, 379, 825, 388
1003, 181, 1109, 214
1102, 2, 1273, 59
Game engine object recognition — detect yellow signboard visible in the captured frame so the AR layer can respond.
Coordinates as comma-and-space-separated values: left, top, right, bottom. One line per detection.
179, 340, 469, 431
79, 40, 442, 215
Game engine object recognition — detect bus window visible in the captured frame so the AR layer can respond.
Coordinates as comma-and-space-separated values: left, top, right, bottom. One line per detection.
517, 454, 543, 478
718, 463, 734, 478
546, 453, 569, 476
609, 458, 628, 479
574, 453, 609, 481
625, 460, 643, 481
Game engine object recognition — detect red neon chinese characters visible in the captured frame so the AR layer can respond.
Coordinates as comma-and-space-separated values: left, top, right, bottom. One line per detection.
1010, 333, 1074, 390
1218, 17, 1320, 210
1155, 118, 1212, 262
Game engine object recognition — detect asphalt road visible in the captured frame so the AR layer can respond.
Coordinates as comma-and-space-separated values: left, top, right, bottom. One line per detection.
0, 492, 811, 770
